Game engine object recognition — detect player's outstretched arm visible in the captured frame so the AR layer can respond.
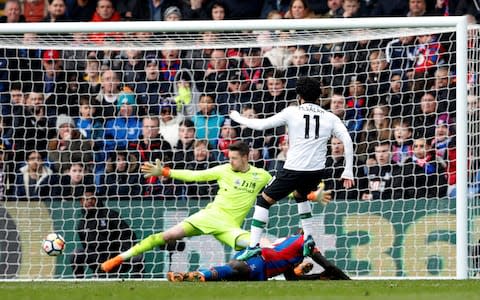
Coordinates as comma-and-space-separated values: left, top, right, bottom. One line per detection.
291, 262, 350, 280
141, 159, 171, 178
310, 251, 351, 280
229, 110, 286, 131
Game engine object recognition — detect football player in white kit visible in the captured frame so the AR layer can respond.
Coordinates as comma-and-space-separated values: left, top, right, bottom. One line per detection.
230, 76, 355, 260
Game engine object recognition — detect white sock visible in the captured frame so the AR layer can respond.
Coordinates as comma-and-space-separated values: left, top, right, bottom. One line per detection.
297, 201, 314, 239
250, 206, 269, 247
120, 249, 134, 260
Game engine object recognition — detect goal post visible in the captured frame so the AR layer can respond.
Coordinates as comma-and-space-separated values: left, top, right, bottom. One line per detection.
454, 17, 469, 280
0, 16, 474, 280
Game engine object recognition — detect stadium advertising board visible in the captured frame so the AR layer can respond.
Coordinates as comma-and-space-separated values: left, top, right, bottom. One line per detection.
1, 198, 476, 278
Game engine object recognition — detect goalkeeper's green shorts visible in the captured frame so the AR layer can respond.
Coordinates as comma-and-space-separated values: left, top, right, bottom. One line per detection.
181, 208, 249, 250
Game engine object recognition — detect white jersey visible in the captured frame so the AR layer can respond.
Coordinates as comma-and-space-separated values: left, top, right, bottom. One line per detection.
230, 103, 354, 179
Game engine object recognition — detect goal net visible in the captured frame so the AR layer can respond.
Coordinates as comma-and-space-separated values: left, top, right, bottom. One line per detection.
0, 17, 475, 279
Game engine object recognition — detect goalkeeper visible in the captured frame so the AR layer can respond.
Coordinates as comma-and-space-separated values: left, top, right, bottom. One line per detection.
101, 141, 273, 272
167, 233, 350, 282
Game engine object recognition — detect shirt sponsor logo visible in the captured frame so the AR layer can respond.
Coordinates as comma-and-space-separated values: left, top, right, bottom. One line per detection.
234, 178, 257, 193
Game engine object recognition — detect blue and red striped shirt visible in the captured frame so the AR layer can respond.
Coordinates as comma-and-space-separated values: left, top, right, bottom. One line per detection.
238, 234, 314, 280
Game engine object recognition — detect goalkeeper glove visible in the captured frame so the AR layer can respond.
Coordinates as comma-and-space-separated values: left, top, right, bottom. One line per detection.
307, 182, 332, 205
141, 159, 171, 178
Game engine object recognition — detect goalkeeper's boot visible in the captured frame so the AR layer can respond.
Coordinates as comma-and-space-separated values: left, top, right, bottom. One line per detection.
293, 261, 314, 276
303, 235, 315, 257
236, 244, 261, 261
307, 182, 332, 205
167, 272, 187, 282
101, 255, 124, 273
184, 271, 205, 282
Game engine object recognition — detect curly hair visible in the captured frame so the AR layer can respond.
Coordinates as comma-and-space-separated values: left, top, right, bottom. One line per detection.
295, 76, 321, 103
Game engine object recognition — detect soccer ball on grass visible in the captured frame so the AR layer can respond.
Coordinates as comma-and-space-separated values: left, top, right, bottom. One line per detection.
42, 233, 65, 256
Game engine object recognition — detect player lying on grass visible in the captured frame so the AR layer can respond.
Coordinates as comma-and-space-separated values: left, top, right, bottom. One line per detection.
101, 140, 333, 273
167, 233, 350, 282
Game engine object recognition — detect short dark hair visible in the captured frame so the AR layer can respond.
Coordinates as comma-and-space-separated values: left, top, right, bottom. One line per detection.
180, 118, 195, 129
10, 81, 22, 91
296, 77, 321, 103
208, 0, 229, 19
83, 185, 96, 195
373, 140, 391, 149
200, 93, 216, 102
79, 96, 95, 106
27, 150, 44, 161
264, 69, 286, 82
194, 139, 210, 149
228, 141, 249, 156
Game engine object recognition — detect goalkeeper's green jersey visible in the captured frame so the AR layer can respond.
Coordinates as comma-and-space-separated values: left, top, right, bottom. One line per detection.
170, 164, 272, 226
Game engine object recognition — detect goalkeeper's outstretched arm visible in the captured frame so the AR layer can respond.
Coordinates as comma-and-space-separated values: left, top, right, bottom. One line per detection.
141, 158, 222, 182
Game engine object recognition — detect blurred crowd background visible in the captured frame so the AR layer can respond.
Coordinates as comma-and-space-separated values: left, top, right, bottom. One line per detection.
0, 0, 476, 203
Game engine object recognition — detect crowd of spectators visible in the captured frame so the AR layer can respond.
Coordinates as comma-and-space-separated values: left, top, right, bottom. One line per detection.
0, 0, 478, 24
0, 0, 477, 202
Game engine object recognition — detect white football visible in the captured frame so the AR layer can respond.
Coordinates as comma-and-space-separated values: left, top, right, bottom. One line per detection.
42, 233, 65, 256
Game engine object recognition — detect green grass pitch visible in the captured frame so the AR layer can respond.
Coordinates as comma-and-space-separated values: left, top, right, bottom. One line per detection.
1, 280, 479, 300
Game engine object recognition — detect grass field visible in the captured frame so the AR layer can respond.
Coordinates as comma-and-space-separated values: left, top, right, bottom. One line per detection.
1, 280, 479, 300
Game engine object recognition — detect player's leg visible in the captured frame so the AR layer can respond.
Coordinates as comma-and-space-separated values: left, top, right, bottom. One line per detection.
292, 192, 315, 256
238, 172, 295, 260
173, 257, 265, 282
213, 226, 250, 250
250, 193, 273, 247
294, 170, 327, 256
101, 222, 200, 272
235, 232, 250, 249
235, 194, 273, 260
194, 259, 250, 281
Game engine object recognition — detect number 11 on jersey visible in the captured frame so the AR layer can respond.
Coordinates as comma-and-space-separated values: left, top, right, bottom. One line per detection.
303, 114, 320, 139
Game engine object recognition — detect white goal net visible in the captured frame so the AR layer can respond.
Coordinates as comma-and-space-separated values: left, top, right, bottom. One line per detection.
0, 17, 476, 279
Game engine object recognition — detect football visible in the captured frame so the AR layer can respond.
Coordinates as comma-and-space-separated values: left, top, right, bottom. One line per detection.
42, 233, 65, 256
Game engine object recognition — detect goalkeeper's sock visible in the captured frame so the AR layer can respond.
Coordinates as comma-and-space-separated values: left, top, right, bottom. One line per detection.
297, 201, 314, 239
250, 206, 269, 247
120, 232, 166, 260
199, 265, 234, 281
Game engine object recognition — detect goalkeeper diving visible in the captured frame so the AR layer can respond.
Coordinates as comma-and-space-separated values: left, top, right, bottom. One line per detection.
101, 141, 332, 273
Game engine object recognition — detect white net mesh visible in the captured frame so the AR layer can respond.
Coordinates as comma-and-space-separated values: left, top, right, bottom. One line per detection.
0, 19, 476, 279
